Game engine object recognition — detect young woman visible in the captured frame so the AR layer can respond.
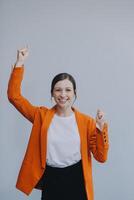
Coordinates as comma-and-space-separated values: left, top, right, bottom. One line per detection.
7, 48, 109, 200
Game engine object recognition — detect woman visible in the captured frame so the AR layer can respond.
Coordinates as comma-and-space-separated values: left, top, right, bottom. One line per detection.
7, 47, 109, 200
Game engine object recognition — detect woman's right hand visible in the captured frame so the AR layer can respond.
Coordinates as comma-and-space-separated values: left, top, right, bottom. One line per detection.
15, 47, 29, 67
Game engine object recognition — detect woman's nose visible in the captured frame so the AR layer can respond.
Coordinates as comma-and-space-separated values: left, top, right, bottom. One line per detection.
60, 91, 66, 97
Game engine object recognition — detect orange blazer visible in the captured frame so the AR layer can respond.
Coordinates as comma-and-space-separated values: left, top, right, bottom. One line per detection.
7, 66, 109, 200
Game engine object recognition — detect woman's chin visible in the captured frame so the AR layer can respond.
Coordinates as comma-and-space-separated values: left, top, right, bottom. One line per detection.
58, 104, 66, 108
56, 103, 68, 109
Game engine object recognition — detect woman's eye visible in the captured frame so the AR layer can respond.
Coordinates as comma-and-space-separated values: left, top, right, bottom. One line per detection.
54, 89, 72, 92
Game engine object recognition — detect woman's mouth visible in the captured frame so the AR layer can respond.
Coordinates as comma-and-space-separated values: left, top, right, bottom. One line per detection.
58, 99, 68, 104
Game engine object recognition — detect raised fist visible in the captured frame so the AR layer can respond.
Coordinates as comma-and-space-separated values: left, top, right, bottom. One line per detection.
15, 47, 29, 66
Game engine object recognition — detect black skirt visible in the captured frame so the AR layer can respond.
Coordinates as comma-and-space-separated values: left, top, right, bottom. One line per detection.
41, 160, 87, 200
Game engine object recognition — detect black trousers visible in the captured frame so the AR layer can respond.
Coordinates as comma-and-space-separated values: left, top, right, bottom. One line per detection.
41, 160, 87, 200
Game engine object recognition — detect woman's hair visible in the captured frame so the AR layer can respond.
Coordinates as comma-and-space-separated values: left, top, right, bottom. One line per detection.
51, 72, 77, 101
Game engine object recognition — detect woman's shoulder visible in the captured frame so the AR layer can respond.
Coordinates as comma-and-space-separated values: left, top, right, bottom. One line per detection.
39, 106, 49, 111
37, 106, 56, 115
35, 106, 48, 115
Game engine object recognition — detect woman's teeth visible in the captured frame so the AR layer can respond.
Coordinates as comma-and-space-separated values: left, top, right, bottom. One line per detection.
58, 100, 67, 103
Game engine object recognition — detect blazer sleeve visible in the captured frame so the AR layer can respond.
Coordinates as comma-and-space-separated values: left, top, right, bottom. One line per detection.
87, 117, 109, 163
7, 66, 37, 123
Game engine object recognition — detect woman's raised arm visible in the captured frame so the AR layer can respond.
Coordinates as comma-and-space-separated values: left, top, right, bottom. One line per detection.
88, 111, 109, 163
7, 47, 38, 123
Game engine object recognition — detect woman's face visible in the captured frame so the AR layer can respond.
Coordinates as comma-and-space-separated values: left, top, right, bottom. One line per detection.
52, 79, 75, 110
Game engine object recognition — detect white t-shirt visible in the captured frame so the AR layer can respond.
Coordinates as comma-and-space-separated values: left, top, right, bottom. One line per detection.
46, 113, 81, 168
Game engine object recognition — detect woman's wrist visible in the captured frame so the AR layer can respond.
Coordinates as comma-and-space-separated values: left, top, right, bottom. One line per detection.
96, 121, 105, 132
14, 61, 24, 67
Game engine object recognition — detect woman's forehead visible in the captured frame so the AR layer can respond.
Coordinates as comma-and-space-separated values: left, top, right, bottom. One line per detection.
54, 79, 73, 88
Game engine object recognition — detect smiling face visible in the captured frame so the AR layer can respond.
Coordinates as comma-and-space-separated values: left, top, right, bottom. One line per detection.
52, 79, 75, 110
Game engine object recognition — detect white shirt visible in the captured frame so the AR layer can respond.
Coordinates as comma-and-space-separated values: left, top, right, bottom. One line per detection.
46, 113, 81, 168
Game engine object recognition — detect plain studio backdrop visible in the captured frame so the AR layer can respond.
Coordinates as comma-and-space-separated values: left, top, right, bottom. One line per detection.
0, 0, 134, 199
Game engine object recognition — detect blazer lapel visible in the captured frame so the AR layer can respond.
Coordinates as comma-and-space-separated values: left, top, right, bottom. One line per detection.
73, 108, 86, 156
40, 106, 56, 168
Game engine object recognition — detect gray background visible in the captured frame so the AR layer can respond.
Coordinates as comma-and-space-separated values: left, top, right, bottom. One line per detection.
0, 0, 134, 199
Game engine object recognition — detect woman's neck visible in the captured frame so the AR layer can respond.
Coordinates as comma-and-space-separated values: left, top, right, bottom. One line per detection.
55, 106, 74, 117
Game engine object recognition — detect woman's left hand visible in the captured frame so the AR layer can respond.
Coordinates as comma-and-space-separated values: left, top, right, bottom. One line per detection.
96, 109, 105, 131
